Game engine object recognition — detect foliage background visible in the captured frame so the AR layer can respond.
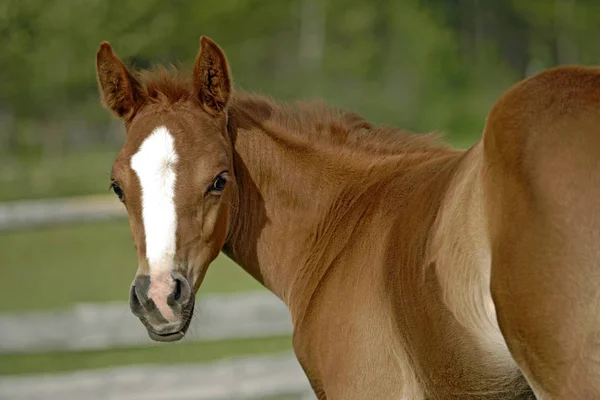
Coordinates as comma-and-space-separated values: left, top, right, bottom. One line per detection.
2, 0, 599, 200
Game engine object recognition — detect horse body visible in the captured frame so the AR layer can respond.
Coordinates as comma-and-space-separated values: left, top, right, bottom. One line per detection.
151, 91, 531, 398
95, 37, 600, 399
225, 107, 532, 397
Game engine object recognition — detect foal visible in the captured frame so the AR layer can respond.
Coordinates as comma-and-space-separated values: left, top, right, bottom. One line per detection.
96, 37, 600, 399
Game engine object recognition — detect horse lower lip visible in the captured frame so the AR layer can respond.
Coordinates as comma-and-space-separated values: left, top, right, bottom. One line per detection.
148, 330, 185, 342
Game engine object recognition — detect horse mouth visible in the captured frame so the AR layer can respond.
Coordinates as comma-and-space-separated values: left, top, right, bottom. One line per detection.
144, 302, 195, 343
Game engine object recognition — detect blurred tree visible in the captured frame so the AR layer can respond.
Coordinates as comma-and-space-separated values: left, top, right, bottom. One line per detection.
1, 0, 599, 161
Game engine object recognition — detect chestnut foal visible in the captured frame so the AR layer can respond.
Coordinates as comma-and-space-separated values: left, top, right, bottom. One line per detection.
96, 37, 600, 399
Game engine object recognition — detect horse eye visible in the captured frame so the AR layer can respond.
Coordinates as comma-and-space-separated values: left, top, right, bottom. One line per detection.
211, 175, 227, 193
111, 182, 124, 200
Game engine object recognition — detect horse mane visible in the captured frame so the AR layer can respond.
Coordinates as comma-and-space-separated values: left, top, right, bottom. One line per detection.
137, 65, 195, 104
136, 66, 450, 156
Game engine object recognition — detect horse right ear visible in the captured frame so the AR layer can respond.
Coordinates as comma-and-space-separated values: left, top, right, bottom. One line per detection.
96, 42, 147, 120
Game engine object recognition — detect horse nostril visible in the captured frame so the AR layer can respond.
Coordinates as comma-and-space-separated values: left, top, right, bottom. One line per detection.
168, 273, 191, 307
173, 278, 182, 302
130, 285, 138, 303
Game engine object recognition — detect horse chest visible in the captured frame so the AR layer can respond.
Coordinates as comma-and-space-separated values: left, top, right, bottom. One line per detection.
292, 275, 424, 399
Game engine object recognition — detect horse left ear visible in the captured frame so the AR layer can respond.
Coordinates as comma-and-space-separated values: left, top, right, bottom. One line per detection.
193, 36, 232, 115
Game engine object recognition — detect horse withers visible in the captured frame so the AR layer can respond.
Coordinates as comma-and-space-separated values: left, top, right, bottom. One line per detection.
95, 37, 600, 399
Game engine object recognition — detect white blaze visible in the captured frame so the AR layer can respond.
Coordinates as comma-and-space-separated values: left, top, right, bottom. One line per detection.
131, 126, 178, 273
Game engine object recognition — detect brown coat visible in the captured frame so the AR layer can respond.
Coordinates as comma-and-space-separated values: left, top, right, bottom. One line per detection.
96, 37, 600, 399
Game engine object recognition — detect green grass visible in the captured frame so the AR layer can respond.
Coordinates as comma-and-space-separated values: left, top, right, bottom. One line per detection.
0, 335, 293, 376
0, 220, 263, 312
0, 149, 118, 202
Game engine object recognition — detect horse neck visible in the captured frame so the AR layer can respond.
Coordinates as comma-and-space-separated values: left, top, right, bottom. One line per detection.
221, 105, 383, 318
221, 102, 464, 323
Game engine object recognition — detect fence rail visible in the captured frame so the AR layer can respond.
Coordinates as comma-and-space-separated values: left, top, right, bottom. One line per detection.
0, 353, 315, 400
0, 291, 292, 354
0, 195, 125, 231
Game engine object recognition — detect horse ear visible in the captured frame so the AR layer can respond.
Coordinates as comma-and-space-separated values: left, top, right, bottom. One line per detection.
193, 36, 232, 115
96, 42, 146, 120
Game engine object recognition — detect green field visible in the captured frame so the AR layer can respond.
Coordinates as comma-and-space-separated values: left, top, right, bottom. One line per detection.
0, 220, 263, 312
0, 149, 119, 203
0, 335, 293, 376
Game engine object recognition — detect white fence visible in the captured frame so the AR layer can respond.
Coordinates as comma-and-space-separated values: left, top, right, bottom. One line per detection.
0, 353, 315, 400
0, 291, 292, 354
0, 195, 125, 231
